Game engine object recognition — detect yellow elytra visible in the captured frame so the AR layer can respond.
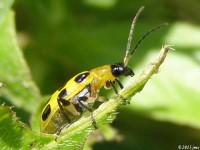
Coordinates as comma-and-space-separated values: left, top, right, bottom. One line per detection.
40, 6, 167, 134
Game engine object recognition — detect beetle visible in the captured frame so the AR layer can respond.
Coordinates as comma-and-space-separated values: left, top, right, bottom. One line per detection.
40, 6, 167, 135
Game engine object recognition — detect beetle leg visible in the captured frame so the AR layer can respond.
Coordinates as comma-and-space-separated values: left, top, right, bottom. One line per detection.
57, 97, 71, 123
109, 80, 130, 104
55, 123, 71, 141
115, 78, 124, 89
56, 97, 83, 140
77, 96, 98, 129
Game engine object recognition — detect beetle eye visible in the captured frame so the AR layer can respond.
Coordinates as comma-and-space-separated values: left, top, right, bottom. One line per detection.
111, 63, 124, 77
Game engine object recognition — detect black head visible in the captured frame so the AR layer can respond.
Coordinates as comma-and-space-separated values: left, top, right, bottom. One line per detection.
111, 63, 134, 77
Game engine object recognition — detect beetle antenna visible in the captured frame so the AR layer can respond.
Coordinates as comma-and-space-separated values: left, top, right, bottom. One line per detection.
124, 23, 168, 66
130, 23, 168, 56
124, 6, 144, 66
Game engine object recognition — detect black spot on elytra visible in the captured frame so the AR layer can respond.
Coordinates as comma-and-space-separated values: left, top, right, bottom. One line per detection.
74, 72, 90, 83
42, 104, 51, 121
58, 89, 67, 98
63, 100, 70, 106
58, 97, 71, 106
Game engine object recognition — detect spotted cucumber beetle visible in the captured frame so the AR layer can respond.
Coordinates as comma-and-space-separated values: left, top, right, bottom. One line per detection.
40, 6, 167, 135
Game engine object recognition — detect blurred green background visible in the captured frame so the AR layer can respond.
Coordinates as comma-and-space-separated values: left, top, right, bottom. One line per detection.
9, 0, 200, 149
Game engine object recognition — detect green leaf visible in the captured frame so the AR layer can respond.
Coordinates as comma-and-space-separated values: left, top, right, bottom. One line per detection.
0, 106, 54, 149
0, 0, 13, 28
130, 23, 200, 129
132, 51, 200, 127
0, 10, 41, 113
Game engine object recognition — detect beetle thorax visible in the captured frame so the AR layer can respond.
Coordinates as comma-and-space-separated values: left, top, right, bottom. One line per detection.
90, 65, 116, 89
